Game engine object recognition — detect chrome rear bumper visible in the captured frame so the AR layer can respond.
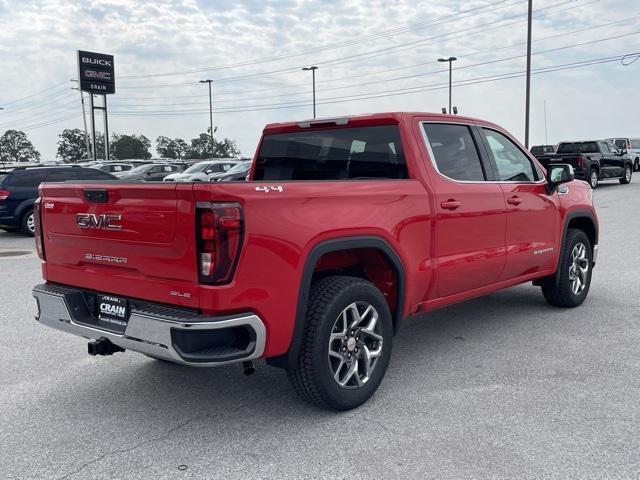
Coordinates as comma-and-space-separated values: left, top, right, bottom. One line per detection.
32, 283, 266, 367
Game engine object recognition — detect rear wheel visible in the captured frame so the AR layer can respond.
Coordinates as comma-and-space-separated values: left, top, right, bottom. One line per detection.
589, 168, 599, 189
21, 209, 35, 236
287, 276, 393, 410
541, 229, 592, 308
620, 165, 632, 184
634, 159, 639, 172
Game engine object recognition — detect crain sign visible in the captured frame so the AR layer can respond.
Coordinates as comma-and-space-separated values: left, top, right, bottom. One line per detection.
76, 213, 122, 231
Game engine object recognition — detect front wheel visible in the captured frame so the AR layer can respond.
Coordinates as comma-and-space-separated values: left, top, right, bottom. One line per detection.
620, 165, 632, 184
541, 229, 593, 308
287, 276, 393, 410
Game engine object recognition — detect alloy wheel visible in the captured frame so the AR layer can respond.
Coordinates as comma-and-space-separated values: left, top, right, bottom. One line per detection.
590, 171, 598, 188
328, 302, 383, 389
27, 213, 35, 233
625, 167, 631, 182
568, 242, 589, 295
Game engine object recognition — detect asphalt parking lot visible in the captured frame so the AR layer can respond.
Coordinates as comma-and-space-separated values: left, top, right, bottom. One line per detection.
1, 179, 638, 480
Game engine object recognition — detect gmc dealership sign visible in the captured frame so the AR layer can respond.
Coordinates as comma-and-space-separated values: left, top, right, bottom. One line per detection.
77, 50, 115, 94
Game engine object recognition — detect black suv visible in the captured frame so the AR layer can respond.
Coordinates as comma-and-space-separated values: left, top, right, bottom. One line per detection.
0, 166, 116, 235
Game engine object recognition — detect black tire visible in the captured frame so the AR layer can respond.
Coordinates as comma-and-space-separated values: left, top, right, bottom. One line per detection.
634, 159, 639, 172
287, 275, 393, 411
619, 164, 632, 184
589, 168, 599, 189
541, 229, 592, 308
21, 209, 35, 236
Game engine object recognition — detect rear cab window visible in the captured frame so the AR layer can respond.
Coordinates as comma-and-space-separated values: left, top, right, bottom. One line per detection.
557, 142, 599, 154
253, 125, 408, 180
421, 123, 486, 181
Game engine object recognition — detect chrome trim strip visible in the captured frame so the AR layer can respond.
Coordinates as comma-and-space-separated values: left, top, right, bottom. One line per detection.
32, 286, 266, 367
418, 120, 546, 186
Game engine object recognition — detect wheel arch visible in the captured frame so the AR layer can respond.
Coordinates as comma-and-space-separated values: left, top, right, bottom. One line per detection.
561, 210, 598, 267
268, 236, 406, 370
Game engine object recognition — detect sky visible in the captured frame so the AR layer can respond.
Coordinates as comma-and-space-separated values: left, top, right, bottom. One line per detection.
0, 0, 638, 160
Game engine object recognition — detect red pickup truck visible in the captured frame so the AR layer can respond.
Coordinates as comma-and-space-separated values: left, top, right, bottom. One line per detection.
32, 112, 598, 410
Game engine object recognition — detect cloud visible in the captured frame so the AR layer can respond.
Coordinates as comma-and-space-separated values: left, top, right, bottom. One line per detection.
0, 0, 638, 159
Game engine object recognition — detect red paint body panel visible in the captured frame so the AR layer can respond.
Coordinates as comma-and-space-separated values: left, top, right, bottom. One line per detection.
38, 112, 598, 359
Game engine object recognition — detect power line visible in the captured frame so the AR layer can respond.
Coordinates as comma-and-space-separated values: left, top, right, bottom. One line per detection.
109, 31, 640, 109
107, 52, 637, 116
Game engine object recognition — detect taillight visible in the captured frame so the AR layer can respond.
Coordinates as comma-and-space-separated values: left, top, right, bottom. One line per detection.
576, 155, 585, 168
33, 198, 45, 260
0, 189, 10, 200
196, 202, 243, 284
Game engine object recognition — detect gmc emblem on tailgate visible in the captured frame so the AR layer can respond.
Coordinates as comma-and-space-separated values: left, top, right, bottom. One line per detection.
76, 213, 122, 231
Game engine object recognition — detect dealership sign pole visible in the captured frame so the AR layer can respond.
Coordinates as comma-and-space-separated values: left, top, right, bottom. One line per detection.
77, 50, 115, 161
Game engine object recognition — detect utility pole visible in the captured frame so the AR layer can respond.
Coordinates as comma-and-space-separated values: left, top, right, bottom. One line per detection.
0, 107, 4, 164
438, 57, 457, 114
524, 0, 533, 149
200, 79, 214, 157
71, 79, 91, 161
543, 99, 548, 145
302, 66, 318, 118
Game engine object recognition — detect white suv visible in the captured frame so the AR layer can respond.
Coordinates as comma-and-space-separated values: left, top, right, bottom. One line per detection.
163, 159, 238, 182
608, 138, 640, 172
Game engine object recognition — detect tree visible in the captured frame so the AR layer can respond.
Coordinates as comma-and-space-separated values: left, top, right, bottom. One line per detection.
0, 130, 40, 163
186, 133, 241, 159
156, 136, 189, 159
57, 128, 90, 162
111, 134, 152, 160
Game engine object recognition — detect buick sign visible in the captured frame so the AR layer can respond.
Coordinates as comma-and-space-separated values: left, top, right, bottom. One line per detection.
77, 50, 115, 95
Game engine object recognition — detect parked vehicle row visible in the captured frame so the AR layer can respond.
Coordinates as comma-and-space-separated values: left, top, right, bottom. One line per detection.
531, 137, 639, 187
0, 158, 250, 236
0, 165, 116, 235
536, 140, 633, 188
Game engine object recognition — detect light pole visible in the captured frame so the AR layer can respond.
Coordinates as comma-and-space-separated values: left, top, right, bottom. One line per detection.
200, 79, 214, 157
524, 0, 533, 149
438, 57, 457, 114
302, 66, 318, 118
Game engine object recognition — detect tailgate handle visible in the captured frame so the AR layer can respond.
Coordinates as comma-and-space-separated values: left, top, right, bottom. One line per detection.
84, 189, 108, 203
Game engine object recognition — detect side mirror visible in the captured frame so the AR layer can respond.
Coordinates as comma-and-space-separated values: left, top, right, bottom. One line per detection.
619, 149, 627, 155
546, 164, 574, 194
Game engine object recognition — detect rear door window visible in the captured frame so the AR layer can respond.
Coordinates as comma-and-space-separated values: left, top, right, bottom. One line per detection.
422, 123, 486, 181
45, 169, 80, 182
9, 171, 49, 187
631, 140, 640, 149
77, 169, 115, 180
254, 125, 407, 180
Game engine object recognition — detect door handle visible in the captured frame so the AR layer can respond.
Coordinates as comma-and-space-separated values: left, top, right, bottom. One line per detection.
507, 196, 523, 206
440, 199, 461, 210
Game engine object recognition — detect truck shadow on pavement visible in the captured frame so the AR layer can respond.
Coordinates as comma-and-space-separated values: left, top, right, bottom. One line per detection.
76, 283, 563, 417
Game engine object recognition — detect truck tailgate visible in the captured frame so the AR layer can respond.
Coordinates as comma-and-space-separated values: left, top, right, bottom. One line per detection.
40, 182, 199, 308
